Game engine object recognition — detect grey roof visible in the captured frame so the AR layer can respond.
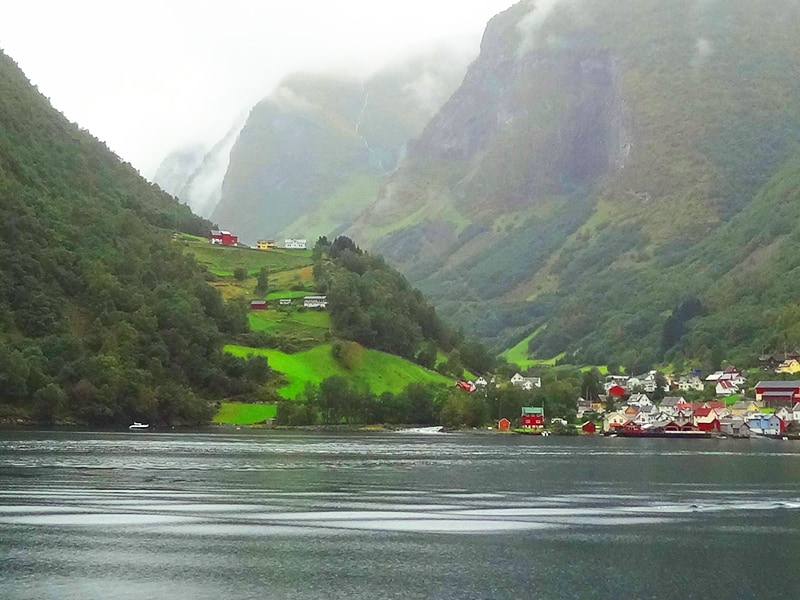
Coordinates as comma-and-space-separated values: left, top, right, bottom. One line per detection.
756, 381, 800, 389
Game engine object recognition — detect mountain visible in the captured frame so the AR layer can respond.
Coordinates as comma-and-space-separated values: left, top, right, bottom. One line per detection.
346, 0, 800, 369
209, 44, 474, 244
0, 49, 265, 425
152, 143, 206, 197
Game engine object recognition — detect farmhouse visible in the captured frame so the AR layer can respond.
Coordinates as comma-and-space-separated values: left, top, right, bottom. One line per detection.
210, 229, 238, 246
256, 240, 277, 250
284, 238, 308, 249
303, 295, 327, 309
249, 300, 268, 311
510, 373, 541, 390
278, 298, 292, 306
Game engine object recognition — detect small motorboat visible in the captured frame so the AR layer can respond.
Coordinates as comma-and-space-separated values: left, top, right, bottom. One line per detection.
128, 422, 150, 431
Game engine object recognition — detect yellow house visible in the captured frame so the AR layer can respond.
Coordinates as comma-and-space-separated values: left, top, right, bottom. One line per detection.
257, 240, 277, 250
776, 359, 800, 374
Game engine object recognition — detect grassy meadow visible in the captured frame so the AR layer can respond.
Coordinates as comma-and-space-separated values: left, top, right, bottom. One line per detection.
225, 343, 452, 399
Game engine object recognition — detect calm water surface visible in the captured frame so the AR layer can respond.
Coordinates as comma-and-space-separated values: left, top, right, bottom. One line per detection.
1, 431, 800, 599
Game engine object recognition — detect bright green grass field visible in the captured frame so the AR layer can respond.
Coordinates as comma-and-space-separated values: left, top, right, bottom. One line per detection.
212, 402, 277, 424
185, 242, 312, 276
225, 343, 452, 399
266, 290, 311, 301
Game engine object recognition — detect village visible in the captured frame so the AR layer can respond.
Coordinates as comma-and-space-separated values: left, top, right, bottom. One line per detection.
504, 365, 800, 438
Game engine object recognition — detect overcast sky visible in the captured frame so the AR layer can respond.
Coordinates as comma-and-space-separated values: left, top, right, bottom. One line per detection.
0, 0, 518, 178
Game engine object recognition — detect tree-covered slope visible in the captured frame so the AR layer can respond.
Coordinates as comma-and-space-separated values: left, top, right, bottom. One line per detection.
209, 46, 473, 244
0, 49, 266, 425
347, 0, 800, 368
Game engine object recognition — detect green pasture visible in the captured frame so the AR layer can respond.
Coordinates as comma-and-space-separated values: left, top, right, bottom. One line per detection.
247, 309, 330, 342
224, 343, 452, 399
184, 242, 312, 277
212, 402, 277, 424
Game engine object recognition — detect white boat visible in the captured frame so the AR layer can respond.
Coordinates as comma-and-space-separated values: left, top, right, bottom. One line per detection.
397, 426, 444, 434
128, 422, 149, 431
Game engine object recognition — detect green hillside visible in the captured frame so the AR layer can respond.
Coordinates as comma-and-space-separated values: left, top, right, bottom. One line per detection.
225, 343, 451, 399
346, 0, 800, 370
0, 49, 265, 426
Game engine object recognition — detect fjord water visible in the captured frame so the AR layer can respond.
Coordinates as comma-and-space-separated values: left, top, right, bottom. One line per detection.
2, 432, 799, 599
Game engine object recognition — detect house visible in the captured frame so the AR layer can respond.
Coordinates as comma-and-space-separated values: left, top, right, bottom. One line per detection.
604, 376, 629, 393
475, 376, 489, 388
776, 359, 800, 374
256, 240, 277, 250
581, 421, 597, 434
730, 400, 759, 417
521, 406, 544, 428
693, 407, 721, 432
249, 300, 268, 311
278, 298, 292, 306
303, 295, 327, 309
754, 381, 800, 407
720, 417, 751, 438
676, 374, 705, 391
510, 373, 542, 390
576, 397, 593, 419
793, 402, 800, 422
284, 238, 308, 249
603, 411, 628, 432
210, 229, 238, 246
456, 380, 477, 393
627, 393, 652, 408
746, 414, 785, 436
774, 406, 792, 423
497, 418, 511, 431
607, 384, 627, 398
715, 379, 739, 396
659, 396, 691, 415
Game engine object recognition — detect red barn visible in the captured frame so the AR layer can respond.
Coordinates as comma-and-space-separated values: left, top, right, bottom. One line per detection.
210, 229, 239, 246
754, 381, 800, 408
249, 300, 268, 311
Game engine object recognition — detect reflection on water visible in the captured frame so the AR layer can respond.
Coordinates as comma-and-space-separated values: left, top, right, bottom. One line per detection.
2, 431, 800, 599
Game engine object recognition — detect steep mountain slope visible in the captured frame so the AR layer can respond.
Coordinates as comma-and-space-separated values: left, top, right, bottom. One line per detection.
347, 0, 800, 368
0, 49, 261, 425
210, 46, 473, 243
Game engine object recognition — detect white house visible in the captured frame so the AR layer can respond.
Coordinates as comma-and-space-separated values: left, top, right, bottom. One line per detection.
793, 402, 800, 422
510, 373, 542, 390
303, 295, 327, 309
716, 380, 739, 396
284, 238, 308, 249
677, 375, 705, 391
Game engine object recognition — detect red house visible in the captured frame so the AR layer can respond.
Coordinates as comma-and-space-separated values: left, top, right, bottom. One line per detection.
693, 407, 721, 432
249, 300, 268, 311
607, 384, 627, 398
581, 421, 597, 434
754, 381, 800, 407
521, 406, 544, 428
497, 418, 511, 431
210, 229, 239, 246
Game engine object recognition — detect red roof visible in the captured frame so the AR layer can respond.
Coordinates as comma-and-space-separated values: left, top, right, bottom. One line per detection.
693, 407, 714, 417
608, 385, 627, 397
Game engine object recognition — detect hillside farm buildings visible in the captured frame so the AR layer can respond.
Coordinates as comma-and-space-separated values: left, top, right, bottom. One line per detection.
210, 230, 238, 246
284, 238, 308, 249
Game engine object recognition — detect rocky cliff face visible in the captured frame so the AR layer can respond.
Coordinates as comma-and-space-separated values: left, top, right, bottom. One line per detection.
208, 44, 474, 244
348, 0, 800, 367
